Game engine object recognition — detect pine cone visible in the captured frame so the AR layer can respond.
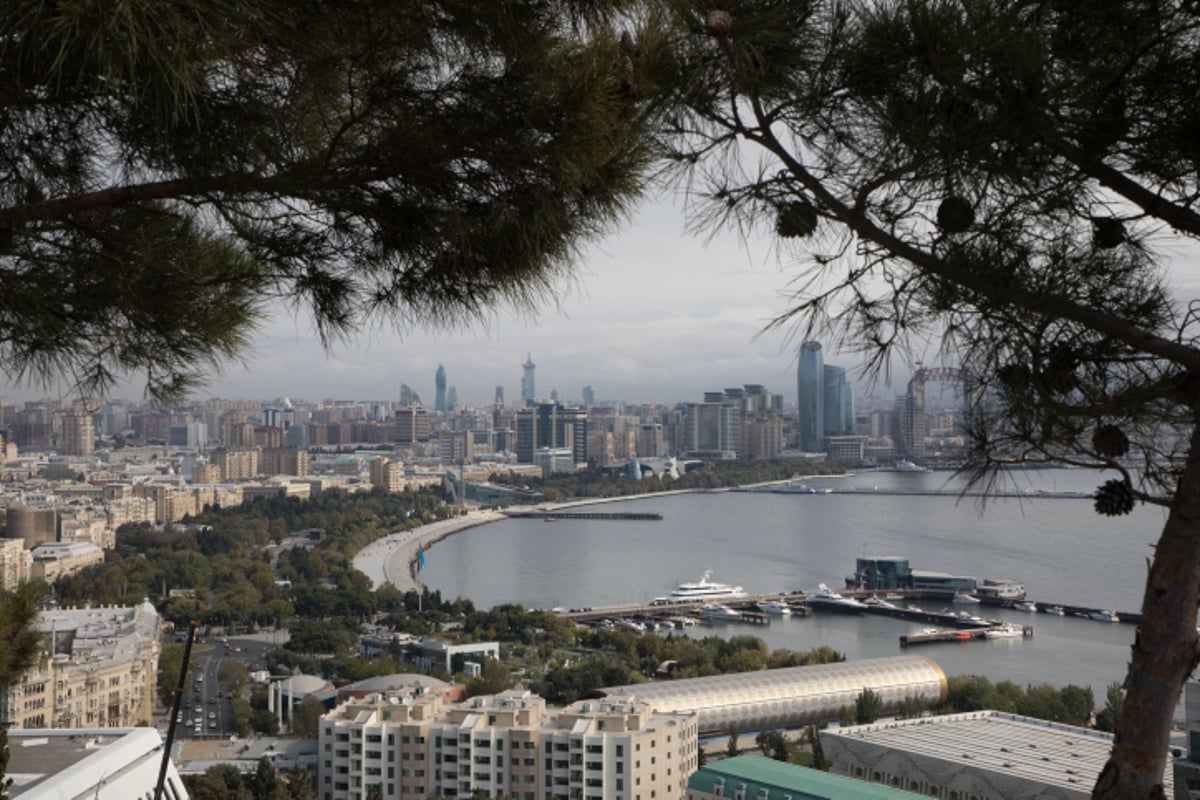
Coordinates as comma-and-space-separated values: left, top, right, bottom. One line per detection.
1092, 218, 1126, 249
1094, 479, 1135, 516
937, 196, 974, 233
776, 201, 818, 238
705, 10, 734, 37
1092, 424, 1130, 458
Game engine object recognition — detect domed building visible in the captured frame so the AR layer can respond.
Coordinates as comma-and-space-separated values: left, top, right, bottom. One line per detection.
601, 655, 947, 734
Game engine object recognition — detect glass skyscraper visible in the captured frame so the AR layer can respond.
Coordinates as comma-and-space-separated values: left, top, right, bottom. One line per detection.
797, 341, 824, 451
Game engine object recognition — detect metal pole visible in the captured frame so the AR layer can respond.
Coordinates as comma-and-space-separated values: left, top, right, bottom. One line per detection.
155, 620, 197, 800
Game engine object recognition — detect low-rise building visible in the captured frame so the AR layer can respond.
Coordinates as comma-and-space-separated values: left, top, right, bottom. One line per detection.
29, 541, 105, 582
318, 688, 699, 800
820, 710, 1173, 799
687, 754, 924, 800
5, 726, 189, 800
2, 600, 160, 730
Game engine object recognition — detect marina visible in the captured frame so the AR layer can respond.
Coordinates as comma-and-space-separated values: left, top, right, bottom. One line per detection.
421, 468, 1162, 701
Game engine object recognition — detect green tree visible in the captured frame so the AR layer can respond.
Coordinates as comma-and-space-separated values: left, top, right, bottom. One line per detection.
725, 727, 740, 757
218, 660, 250, 699
854, 688, 883, 725
1097, 683, 1126, 733
465, 658, 515, 698
0, 0, 660, 401
290, 697, 326, 740
651, 2, 1200, 794
0, 582, 45, 800
806, 726, 830, 772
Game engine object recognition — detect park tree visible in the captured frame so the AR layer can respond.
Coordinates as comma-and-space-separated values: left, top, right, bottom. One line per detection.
0, 0, 660, 401
1096, 682, 1126, 734
0, 582, 45, 800
854, 687, 883, 725
650, 0, 1200, 795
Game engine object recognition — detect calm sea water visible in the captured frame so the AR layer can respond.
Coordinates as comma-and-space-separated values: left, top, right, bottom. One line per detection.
422, 468, 1166, 702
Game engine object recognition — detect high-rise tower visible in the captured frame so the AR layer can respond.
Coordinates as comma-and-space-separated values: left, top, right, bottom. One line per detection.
797, 341, 824, 451
521, 354, 536, 404
435, 364, 447, 412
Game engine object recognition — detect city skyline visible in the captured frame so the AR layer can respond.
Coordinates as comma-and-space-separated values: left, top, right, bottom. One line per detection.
4, 191, 1199, 408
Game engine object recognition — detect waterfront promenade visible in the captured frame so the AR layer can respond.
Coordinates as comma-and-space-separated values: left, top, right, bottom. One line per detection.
353, 509, 506, 593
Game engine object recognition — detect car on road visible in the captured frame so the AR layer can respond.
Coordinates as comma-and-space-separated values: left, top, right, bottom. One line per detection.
208, 711, 216, 719
208, 720, 217, 729
194, 706, 202, 715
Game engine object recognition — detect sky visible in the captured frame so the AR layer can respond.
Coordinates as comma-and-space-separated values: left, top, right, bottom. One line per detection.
3, 190, 909, 409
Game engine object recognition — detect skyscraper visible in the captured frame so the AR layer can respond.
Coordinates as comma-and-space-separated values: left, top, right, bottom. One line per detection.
494, 385, 504, 406
435, 364, 447, 412
521, 353, 536, 404
822, 364, 850, 436
582, 385, 595, 406
59, 410, 94, 456
797, 341, 824, 451
399, 383, 422, 406
446, 385, 457, 409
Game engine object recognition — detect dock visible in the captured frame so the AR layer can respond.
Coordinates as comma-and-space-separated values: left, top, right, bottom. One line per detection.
900, 624, 1033, 647
503, 510, 663, 521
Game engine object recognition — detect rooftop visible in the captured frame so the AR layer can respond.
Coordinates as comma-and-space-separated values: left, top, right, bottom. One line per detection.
823, 710, 1173, 795
690, 754, 925, 799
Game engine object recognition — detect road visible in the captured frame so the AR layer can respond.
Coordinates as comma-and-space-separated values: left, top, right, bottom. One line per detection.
173, 635, 278, 739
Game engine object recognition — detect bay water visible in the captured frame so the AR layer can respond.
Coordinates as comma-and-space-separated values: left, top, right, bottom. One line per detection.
421, 468, 1167, 704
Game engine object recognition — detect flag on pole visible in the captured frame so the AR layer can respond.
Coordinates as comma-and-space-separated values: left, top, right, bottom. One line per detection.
417, 547, 426, 572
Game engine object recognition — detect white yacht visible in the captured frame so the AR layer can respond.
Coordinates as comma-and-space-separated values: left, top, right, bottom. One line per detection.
696, 603, 743, 621
1045, 605, 1065, 616
984, 623, 1026, 639
614, 619, 647, 634
863, 595, 900, 610
1090, 609, 1120, 623
806, 583, 867, 613
662, 570, 747, 603
757, 600, 792, 616
952, 592, 982, 604
1014, 601, 1038, 613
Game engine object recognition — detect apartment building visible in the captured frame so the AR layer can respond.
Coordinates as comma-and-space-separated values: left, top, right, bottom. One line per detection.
318, 688, 699, 800
0, 536, 31, 590
2, 600, 161, 730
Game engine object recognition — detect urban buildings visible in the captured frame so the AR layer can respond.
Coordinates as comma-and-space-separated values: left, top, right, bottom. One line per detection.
515, 403, 588, 466
318, 687, 699, 800
2, 600, 161, 730
58, 409, 95, 456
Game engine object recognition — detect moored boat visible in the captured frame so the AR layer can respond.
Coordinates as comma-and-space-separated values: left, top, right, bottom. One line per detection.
863, 595, 900, 609
696, 603, 743, 621
1014, 601, 1038, 613
984, 623, 1026, 639
1090, 609, 1120, 622
757, 600, 792, 616
952, 591, 982, 604
662, 570, 746, 603
806, 583, 867, 613
1044, 605, 1065, 616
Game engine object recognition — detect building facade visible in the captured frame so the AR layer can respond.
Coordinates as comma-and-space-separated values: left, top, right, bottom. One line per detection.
59, 410, 95, 457
2, 601, 161, 730
318, 688, 698, 800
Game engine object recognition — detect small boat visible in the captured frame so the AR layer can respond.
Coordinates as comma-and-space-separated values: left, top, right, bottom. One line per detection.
1014, 601, 1038, 613
614, 619, 646, 634
953, 592, 982, 604
806, 584, 867, 613
863, 595, 900, 610
696, 603, 743, 621
984, 623, 1026, 639
757, 600, 792, 616
1044, 605, 1065, 616
1090, 609, 1120, 623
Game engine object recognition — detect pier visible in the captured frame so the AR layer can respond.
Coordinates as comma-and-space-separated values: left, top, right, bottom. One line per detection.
502, 510, 663, 521
900, 624, 1034, 647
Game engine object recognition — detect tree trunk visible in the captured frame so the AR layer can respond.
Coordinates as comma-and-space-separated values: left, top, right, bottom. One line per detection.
1094, 426, 1200, 799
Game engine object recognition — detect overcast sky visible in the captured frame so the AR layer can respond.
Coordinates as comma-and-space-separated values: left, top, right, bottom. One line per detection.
6, 191, 1197, 409
5, 190, 906, 409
